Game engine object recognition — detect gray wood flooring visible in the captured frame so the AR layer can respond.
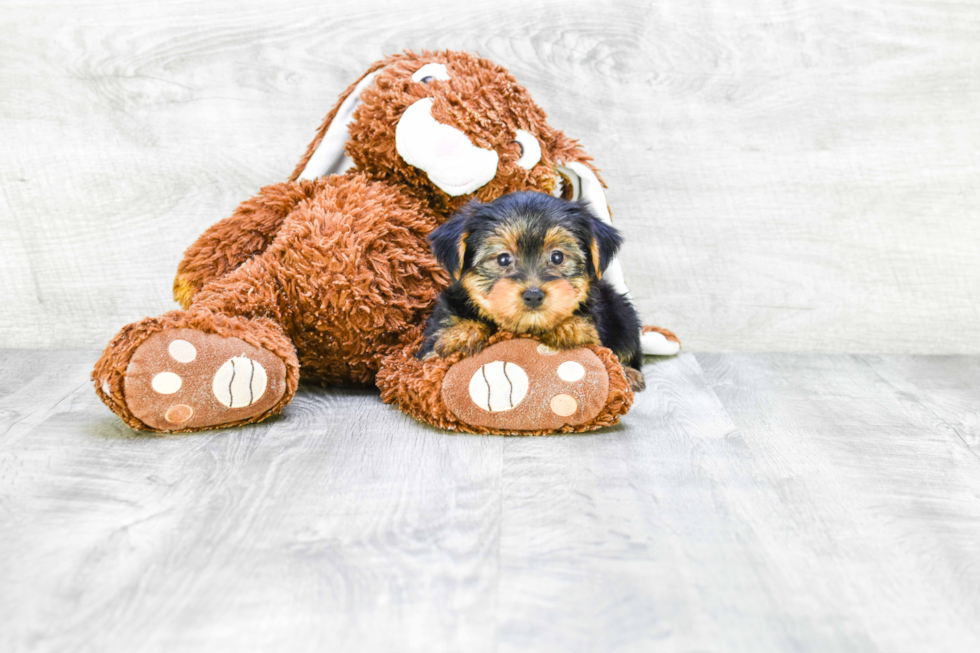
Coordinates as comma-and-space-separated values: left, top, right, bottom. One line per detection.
1, 350, 978, 652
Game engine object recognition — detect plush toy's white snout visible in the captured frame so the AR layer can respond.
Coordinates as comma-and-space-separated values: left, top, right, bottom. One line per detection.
395, 98, 500, 196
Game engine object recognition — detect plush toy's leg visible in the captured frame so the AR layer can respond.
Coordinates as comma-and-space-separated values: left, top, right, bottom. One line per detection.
93, 266, 300, 433
227, 177, 445, 386
173, 179, 326, 308
378, 335, 635, 435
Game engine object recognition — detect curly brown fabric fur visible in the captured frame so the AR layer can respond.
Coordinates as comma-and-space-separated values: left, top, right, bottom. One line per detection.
376, 332, 633, 435
174, 179, 330, 308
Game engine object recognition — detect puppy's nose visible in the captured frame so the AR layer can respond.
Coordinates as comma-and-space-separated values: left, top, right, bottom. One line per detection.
522, 288, 545, 308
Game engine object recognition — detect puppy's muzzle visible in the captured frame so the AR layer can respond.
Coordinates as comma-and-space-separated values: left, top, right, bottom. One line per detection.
522, 287, 545, 309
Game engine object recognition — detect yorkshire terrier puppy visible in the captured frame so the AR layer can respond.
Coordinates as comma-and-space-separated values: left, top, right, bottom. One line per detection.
419, 191, 645, 391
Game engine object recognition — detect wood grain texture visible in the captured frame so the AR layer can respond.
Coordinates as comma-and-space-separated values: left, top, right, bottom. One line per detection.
1, 0, 979, 352
3, 349, 980, 651
698, 352, 980, 652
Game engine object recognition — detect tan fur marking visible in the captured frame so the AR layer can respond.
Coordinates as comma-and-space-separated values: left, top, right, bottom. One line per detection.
467, 274, 589, 335
461, 272, 488, 304
539, 316, 600, 350
483, 225, 521, 258
590, 240, 602, 280
535, 278, 586, 330
543, 226, 578, 254
462, 272, 503, 324
434, 319, 492, 357
455, 233, 468, 279
483, 278, 527, 328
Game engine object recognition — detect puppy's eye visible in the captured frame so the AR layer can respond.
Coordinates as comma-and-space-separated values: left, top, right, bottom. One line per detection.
420, 76, 434, 84
550, 251, 564, 265
511, 140, 524, 157
496, 253, 512, 267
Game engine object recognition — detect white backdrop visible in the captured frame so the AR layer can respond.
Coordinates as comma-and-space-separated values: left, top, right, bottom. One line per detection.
2, 0, 978, 352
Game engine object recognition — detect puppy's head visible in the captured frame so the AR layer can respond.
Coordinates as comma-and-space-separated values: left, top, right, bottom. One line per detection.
429, 191, 622, 334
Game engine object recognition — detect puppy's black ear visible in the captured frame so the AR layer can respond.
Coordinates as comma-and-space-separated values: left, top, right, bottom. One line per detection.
582, 206, 622, 280
428, 201, 476, 280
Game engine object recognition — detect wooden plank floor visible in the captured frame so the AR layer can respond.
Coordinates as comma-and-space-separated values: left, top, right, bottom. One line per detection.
1, 350, 978, 652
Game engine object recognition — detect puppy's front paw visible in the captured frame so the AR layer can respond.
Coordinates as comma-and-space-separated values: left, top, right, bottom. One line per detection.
434, 320, 493, 358
624, 367, 646, 392
539, 316, 600, 350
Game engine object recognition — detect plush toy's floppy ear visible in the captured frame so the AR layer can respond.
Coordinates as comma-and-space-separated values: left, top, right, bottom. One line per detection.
559, 162, 677, 357
588, 217, 623, 280
428, 207, 473, 280
289, 59, 394, 182
555, 161, 631, 299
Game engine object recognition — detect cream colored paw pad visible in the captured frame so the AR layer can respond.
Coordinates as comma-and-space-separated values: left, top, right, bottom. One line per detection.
212, 356, 268, 408
151, 372, 182, 394
557, 361, 585, 382
468, 361, 529, 412
168, 339, 197, 363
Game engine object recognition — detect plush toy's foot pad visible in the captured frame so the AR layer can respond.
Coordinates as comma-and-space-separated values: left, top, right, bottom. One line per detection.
123, 328, 287, 431
442, 339, 610, 432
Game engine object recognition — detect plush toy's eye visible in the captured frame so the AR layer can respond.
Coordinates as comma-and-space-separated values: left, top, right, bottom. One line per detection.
513, 129, 541, 169
512, 140, 525, 157
412, 63, 451, 84
496, 253, 513, 267
550, 250, 564, 265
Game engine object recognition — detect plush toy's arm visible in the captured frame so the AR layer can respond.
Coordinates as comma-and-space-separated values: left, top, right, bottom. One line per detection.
173, 179, 325, 308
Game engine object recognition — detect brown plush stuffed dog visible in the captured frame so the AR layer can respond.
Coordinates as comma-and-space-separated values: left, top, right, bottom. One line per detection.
92, 50, 679, 433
